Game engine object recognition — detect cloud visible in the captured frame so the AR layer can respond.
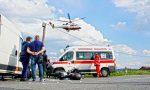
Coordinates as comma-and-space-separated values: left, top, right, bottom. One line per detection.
143, 50, 150, 56
110, 21, 126, 29
0, 0, 109, 48
0, 0, 56, 23
58, 9, 64, 15
112, 0, 150, 24
60, 0, 84, 9
117, 59, 150, 69
49, 52, 57, 55
112, 44, 137, 55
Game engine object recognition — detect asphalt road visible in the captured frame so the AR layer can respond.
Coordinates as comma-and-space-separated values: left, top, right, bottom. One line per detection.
0, 75, 150, 90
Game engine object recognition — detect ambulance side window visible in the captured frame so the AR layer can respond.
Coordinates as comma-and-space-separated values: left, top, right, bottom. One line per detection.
76, 52, 94, 60
94, 52, 113, 60
60, 51, 74, 61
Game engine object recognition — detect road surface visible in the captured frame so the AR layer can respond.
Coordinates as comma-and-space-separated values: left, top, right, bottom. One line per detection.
0, 75, 150, 90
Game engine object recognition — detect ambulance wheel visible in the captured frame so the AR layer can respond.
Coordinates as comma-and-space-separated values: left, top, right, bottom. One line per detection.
101, 68, 109, 77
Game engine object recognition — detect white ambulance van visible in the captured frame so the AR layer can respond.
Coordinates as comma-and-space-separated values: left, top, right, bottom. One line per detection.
0, 14, 23, 77
52, 46, 116, 77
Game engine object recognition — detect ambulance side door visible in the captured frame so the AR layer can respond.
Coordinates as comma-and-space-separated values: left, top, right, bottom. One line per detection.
76, 52, 94, 72
59, 51, 74, 71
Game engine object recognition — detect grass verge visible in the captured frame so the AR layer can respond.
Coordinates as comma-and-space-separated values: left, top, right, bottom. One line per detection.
110, 70, 150, 77
83, 70, 150, 78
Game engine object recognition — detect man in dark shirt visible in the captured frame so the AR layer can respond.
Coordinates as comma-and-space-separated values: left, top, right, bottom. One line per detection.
27, 35, 45, 82
20, 36, 32, 81
42, 50, 48, 77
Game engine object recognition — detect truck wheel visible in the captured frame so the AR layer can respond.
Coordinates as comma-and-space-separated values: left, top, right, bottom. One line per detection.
1, 76, 5, 81
101, 68, 109, 77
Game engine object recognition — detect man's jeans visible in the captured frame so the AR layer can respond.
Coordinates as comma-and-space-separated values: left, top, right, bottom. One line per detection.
20, 56, 30, 79
31, 56, 43, 81
21, 61, 29, 79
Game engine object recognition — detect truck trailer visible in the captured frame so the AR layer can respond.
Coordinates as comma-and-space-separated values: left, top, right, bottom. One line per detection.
0, 14, 23, 78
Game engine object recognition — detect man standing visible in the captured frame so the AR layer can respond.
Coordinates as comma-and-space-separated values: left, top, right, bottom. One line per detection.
20, 36, 32, 81
27, 35, 45, 82
94, 53, 101, 77
42, 50, 48, 77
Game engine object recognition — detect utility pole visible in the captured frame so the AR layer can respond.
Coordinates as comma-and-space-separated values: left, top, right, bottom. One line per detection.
42, 22, 46, 43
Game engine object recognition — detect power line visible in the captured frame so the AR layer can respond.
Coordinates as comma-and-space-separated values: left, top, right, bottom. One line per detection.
47, 24, 150, 57
55, 28, 98, 46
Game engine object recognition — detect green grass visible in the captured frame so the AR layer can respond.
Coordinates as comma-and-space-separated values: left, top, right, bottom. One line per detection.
36, 70, 150, 78
110, 70, 150, 77
83, 70, 150, 78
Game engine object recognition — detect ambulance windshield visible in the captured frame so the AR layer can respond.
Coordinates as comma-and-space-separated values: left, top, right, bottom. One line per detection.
59, 51, 74, 61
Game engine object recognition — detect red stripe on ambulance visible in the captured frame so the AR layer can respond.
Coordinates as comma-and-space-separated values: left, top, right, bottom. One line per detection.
53, 60, 115, 64
53, 62, 68, 64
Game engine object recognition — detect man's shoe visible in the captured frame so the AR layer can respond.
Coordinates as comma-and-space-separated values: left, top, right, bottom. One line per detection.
32, 79, 36, 82
40, 79, 45, 82
20, 78, 23, 81
20, 78, 27, 81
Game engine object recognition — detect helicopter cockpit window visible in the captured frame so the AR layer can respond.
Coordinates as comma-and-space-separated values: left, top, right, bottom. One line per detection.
59, 51, 74, 61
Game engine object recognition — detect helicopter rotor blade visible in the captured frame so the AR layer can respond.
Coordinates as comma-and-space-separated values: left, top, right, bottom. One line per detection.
80, 17, 86, 20
56, 20, 69, 22
68, 13, 71, 22
71, 17, 86, 22
49, 18, 69, 22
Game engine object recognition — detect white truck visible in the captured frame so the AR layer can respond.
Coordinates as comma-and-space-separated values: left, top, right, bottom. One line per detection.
51, 46, 116, 77
0, 14, 23, 78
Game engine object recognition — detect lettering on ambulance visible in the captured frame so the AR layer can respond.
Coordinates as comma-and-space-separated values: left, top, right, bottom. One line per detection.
94, 48, 107, 50
78, 48, 92, 50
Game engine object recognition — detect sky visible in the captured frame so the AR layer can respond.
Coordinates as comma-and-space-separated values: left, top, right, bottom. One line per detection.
0, 0, 150, 69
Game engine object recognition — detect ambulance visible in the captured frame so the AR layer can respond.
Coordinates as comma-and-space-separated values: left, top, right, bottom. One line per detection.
52, 46, 116, 77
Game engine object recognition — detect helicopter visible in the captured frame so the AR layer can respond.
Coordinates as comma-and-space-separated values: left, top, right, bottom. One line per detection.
49, 13, 85, 32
